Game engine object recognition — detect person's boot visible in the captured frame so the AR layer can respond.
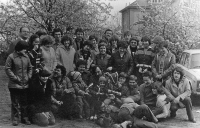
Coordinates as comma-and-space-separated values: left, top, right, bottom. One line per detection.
189, 118, 196, 123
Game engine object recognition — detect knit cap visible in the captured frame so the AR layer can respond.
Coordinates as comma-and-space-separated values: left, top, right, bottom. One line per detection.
99, 76, 107, 82
71, 71, 81, 81
15, 40, 28, 52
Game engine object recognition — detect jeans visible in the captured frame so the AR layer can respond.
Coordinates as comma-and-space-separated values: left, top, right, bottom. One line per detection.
9, 88, 29, 122
77, 96, 90, 118
170, 97, 194, 120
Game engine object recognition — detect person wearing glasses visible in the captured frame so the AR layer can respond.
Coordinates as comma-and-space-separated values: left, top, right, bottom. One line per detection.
7, 27, 30, 55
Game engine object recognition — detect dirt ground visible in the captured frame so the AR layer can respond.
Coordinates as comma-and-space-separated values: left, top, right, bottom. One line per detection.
0, 66, 200, 128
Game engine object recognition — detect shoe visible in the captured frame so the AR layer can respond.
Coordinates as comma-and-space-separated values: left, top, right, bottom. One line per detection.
22, 117, 31, 125
12, 121, 18, 126
189, 119, 196, 123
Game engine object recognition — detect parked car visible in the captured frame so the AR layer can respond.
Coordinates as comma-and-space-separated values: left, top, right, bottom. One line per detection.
176, 50, 200, 105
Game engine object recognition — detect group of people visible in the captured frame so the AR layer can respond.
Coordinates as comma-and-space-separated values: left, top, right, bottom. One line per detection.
4, 26, 196, 128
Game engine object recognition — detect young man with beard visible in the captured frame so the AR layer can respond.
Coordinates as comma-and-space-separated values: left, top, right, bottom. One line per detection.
56, 35, 76, 75
74, 40, 95, 70
165, 66, 196, 123
50, 65, 77, 119
107, 40, 133, 76
102, 29, 113, 46
73, 28, 85, 51
135, 36, 155, 85
52, 28, 63, 51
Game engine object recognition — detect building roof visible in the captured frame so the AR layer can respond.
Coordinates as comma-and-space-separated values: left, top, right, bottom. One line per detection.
119, 0, 150, 12
184, 50, 200, 54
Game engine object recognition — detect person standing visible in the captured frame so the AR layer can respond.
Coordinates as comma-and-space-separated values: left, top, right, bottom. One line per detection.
5, 40, 32, 126
7, 27, 30, 55
52, 28, 63, 51
56, 35, 76, 75
73, 28, 85, 51
40, 35, 57, 73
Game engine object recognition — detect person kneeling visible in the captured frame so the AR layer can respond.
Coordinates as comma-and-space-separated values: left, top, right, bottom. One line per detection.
28, 69, 55, 126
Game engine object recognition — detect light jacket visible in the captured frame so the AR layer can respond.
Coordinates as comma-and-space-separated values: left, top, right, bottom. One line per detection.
165, 76, 191, 101
152, 51, 176, 80
41, 46, 57, 72
56, 45, 75, 75
5, 52, 32, 89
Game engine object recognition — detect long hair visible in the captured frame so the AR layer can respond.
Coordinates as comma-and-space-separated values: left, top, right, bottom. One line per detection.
171, 66, 184, 82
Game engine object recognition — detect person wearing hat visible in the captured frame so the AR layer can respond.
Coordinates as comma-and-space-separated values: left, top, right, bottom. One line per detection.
74, 40, 95, 70
134, 36, 155, 85
69, 71, 90, 119
28, 68, 55, 126
94, 42, 111, 72
107, 40, 133, 76
5, 40, 32, 126
56, 35, 76, 75
152, 39, 176, 83
115, 97, 158, 128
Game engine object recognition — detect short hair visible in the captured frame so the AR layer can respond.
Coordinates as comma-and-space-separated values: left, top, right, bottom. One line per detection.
89, 35, 98, 42
117, 40, 128, 49
157, 40, 168, 49
28, 34, 39, 49
124, 31, 132, 37
35, 30, 47, 37
75, 28, 84, 35
109, 35, 119, 44
98, 42, 107, 49
141, 36, 151, 45
99, 39, 107, 44
129, 37, 139, 45
52, 28, 63, 36
83, 40, 93, 48
129, 75, 137, 81
119, 72, 127, 78
104, 29, 113, 34
56, 64, 66, 76
40, 35, 54, 46
19, 27, 29, 32
142, 71, 153, 78
61, 35, 72, 46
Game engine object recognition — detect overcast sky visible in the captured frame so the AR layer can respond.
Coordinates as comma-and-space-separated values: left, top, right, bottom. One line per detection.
0, 0, 135, 14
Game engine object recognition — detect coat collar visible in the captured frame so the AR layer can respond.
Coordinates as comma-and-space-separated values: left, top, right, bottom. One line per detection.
13, 51, 28, 58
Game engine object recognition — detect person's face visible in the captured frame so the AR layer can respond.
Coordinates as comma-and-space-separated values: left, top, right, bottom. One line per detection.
105, 31, 112, 40
19, 49, 26, 55
125, 35, 131, 41
92, 39, 97, 48
77, 76, 83, 83
20, 27, 29, 39
64, 40, 70, 48
96, 67, 102, 76
53, 68, 62, 78
143, 76, 152, 85
33, 38, 40, 45
54, 32, 62, 42
99, 46, 106, 54
40, 76, 49, 83
129, 80, 137, 89
78, 65, 86, 73
43, 44, 51, 50
83, 45, 91, 51
173, 70, 181, 82
111, 40, 118, 48
76, 32, 84, 39
130, 40, 137, 48
143, 41, 149, 48
119, 77, 126, 84
159, 47, 168, 55
152, 88, 158, 94
119, 47, 126, 54
99, 81, 105, 88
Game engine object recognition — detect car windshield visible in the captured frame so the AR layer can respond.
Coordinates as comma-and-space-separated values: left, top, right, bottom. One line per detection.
191, 53, 200, 69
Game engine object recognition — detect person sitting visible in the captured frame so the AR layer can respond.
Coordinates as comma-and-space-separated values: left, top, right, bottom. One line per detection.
50, 65, 77, 119
69, 71, 90, 119
28, 69, 55, 127
165, 66, 196, 123
152, 81, 170, 119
